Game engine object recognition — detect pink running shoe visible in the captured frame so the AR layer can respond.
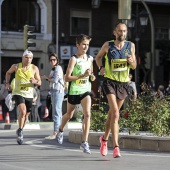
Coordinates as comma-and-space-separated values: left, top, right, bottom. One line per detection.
113, 147, 121, 158
99, 136, 108, 156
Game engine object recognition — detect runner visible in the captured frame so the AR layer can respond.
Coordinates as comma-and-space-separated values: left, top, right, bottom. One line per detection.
96, 22, 136, 158
5, 50, 41, 145
56, 34, 96, 154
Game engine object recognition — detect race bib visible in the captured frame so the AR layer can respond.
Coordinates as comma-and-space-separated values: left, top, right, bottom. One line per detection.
75, 78, 87, 85
19, 81, 31, 91
20, 86, 29, 91
111, 59, 127, 72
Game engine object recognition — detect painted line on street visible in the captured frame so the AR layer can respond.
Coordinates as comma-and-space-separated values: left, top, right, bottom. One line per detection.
25, 139, 170, 158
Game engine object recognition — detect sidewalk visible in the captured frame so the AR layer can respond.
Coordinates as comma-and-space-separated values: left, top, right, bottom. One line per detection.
69, 130, 170, 152
0, 121, 82, 130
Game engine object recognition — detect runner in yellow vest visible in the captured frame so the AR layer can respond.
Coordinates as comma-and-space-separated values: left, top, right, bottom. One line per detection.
96, 22, 136, 158
5, 50, 41, 145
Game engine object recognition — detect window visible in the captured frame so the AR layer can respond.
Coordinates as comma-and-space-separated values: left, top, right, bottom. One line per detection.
70, 10, 91, 36
155, 27, 169, 40
2, 0, 41, 32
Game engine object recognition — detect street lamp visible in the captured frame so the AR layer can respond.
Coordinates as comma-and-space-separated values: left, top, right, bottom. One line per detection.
92, 0, 101, 8
128, 11, 148, 30
128, 5, 149, 92
139, 10, 149, 26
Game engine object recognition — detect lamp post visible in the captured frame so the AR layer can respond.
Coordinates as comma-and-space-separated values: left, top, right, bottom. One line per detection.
0, 1, 2, 84
128, 4, 148, 92
140, 0, 155, 88
56, 0, 59, 56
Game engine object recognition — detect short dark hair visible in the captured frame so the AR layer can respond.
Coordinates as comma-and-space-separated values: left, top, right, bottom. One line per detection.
76, 34, 92, 45
49, 53, 59, 65
114, 21, 127, 30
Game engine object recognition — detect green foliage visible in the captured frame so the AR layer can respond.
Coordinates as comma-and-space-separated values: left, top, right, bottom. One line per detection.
120, 83, 170, 136
90, 83, 170, 136
90, 98, 108, 132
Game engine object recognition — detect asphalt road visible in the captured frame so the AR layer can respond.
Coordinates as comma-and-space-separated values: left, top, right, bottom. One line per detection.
0, 129, 170, 170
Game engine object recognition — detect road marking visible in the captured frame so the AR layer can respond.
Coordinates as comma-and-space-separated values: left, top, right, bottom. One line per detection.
25, 139, 170, 158
0, 162, 30, 170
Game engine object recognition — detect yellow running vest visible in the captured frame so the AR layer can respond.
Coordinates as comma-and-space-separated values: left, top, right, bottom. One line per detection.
12, 63, 34, 98
104, 40, 131, 82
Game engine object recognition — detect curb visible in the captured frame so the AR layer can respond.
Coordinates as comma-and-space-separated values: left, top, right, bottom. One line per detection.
68, 130, 170, 152
0, 122, 82, 130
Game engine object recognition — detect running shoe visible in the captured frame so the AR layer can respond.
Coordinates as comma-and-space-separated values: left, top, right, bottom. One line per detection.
113, 147, 121, 158
16, 129, 23, 145
45, 134, 56, 140
80, 142, 91, 154
99, 136, 108, 156
56, 132, 64, 144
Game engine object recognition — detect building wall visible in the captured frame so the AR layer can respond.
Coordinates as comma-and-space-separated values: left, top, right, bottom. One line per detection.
58, 0, 170, 88
1, 0, 170, 96
0, 0, 53, 97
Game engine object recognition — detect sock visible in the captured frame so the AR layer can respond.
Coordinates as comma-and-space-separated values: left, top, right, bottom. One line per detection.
114, 146, 119, 149
59, 128, 63, 133
18, 128, 22, 131
102, 136, 108, 142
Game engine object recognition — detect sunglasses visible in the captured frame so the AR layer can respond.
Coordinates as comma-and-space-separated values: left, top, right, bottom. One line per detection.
50, 59, 57, 62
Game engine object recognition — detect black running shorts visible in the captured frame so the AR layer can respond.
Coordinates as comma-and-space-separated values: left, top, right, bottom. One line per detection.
68, 91, 92, 105
102, 78, 129, 100
13, 95, 33, 112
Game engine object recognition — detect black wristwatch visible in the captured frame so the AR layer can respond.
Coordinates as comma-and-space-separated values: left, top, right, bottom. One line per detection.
99, 66, 104, 71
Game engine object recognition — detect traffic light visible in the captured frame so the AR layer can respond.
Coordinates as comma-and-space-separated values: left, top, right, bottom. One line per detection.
23, 25, 36, 50
144, 52, 151, 69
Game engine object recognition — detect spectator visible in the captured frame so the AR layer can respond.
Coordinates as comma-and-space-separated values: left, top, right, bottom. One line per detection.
0, 80, 9, 119
156, 85, 165, 98
9, 78, 18, 122
41, 53, 65, 140
128, 74, 137, 100
44, 91, 52, 121
30, 85, 40, 122
165, 81, 170, 96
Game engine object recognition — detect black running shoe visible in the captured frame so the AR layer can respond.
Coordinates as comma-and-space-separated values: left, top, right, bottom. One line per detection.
16, 129, 23, 145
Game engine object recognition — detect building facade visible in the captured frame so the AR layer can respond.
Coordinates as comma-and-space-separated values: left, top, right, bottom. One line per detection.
1, 0, 170, 97
0, 0, 53, 96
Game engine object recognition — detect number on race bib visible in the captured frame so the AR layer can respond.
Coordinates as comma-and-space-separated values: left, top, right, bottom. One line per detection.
75, 79, 87, 85
111, 59, 127, 72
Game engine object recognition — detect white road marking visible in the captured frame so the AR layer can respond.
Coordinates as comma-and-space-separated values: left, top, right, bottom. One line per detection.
0, 162, 30, 170
25, 139, 170, 158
